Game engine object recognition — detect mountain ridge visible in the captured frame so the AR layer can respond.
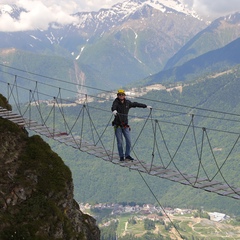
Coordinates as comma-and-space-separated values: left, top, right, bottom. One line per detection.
144, 36, 240, 84
164, 12, 240, 70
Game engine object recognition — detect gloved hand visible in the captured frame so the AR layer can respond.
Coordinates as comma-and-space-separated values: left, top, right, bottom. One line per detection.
112, 110, 118, 116
147, 106, 152, 109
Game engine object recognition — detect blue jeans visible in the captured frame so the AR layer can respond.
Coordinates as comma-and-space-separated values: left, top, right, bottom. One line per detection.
115, 126, 131, 158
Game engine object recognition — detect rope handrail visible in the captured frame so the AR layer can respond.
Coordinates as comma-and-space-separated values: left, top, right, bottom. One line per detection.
1, 70, 240, 121
2, 77, 240, 135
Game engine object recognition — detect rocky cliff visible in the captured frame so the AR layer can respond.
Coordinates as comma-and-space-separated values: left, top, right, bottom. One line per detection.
0, 94, 100, 239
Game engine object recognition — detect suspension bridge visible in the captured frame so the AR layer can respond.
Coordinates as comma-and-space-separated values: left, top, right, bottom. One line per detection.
0, 70, 240, 201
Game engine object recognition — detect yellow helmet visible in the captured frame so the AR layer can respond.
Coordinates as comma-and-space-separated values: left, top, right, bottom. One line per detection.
117, 89, 125, 95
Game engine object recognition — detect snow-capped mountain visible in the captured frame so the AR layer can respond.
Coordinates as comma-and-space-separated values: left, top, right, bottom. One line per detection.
73, 0, 199, 32
103, 0, 198, 19
0, 4, 26, 19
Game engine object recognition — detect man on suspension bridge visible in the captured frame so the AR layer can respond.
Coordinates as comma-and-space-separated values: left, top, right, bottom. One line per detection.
112, 89, 152, 161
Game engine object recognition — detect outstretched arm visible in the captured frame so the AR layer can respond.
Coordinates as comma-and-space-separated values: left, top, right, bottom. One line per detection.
130, 102, 152, 109
130, 102, 147, 108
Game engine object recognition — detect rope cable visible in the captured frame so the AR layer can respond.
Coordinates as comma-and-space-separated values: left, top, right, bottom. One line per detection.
57, 88, 69, 133
211, 133, 240, 182
153, 122, 165, 167
28, 90, 32, 127
7, 79, 20, 114
163, 117, 198, 185
54, 98, 76, 134
1, 67, 240, 123
138, 171, 185, 240
205, 129, 240, 182
79, 104, 85, 148
52, 98, 56, 136
84, 98, 96, 144
95, 114, 114, 146
149, 112, 157, 172
128, 109, 156, 172
0, 63, 114, 94
131, 109, 152, 151
68, 104, 84, 136
83, 101, 113, 159
14, 75, 22, 116
204, 129, 240, 195
111, 126, 116, 161
192, 123, 210, 184
42, 98, 55, 126
54, 97, 84, 148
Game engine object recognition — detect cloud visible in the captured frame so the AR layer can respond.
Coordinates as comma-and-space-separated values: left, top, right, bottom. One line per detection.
0, 0, 118, 31
73, 0, 118, 12
196, 0, 240, 13
0, 0, 78, 31
183, 0, 240, 18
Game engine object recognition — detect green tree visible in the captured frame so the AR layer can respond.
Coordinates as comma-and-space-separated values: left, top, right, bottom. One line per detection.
144, 219, 155, 230
100, 221, 118, 240
128, 217, 137, 225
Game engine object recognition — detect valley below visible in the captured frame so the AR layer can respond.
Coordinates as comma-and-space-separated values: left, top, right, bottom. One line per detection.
80, 203, 240, 239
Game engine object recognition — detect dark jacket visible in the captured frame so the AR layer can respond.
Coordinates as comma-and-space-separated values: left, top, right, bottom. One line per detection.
111, 98, 147, 126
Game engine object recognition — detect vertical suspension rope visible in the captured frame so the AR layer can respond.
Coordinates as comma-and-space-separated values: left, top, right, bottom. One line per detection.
149, 119, 158, 173
7, 83, 11, 116
82, 100, 110, 154
95, 114, 114, 146
156, 117, 197, 185
111, 127, 116, 161
68, 104, 84, 136
28, 90, 32, 128
165, 117, 193, 169
7, 83, 10, 105
8, 75, 22, 116
84, 94, 96, 144
152, 119, 165, 168
7, 79, 17, 110
193, 127, 210, 185
53, 97, 56, 138
29, 81, 45, 125
14, 75, 21, 115
131, 109, 153, 151
211, 132, 240, 181
57, 88, 68, 134
130, 109, 153, 172
79, 104, 85, 148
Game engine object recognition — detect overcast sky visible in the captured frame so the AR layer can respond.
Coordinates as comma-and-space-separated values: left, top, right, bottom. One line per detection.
0, 0, 240, 31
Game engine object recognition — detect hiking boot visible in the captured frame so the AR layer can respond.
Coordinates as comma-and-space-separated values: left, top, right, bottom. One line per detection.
120, 157, 124, 161
125, 155, 134, 161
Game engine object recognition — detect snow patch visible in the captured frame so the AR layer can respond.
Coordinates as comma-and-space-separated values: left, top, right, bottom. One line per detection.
29, 35, 42, 41
0, 5, 13, 14
76, 46, 85, 60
